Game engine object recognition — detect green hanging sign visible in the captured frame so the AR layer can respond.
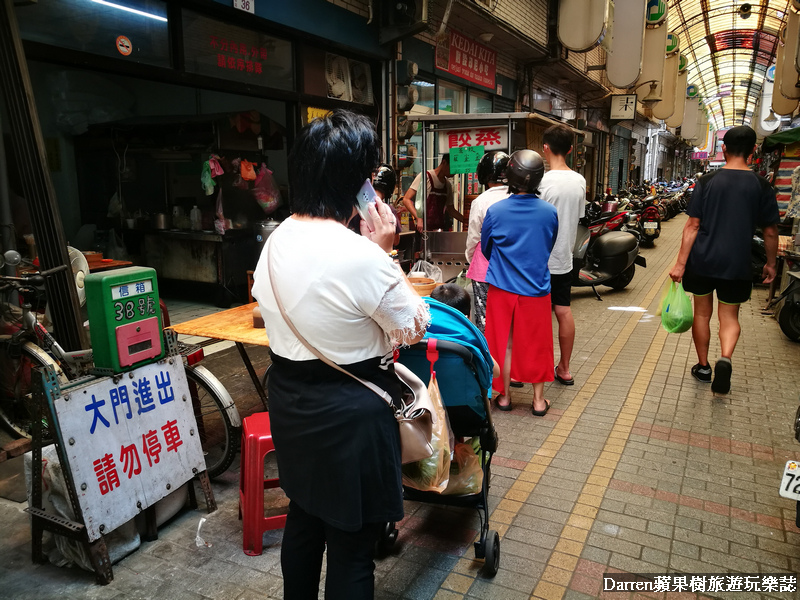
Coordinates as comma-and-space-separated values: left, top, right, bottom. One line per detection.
687, 83, 699, 98
449, 145, 485, 175
646, 0, 667, 25
666, 32, 680, 55
678, 53, 688, 73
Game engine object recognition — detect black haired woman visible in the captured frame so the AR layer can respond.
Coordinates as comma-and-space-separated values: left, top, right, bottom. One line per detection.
251, 109, 430, 600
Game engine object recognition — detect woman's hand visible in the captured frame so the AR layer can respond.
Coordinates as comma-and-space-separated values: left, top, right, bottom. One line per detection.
360, 197, 396, 253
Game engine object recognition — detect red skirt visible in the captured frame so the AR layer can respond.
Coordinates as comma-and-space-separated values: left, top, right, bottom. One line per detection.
485, 286, 554, 394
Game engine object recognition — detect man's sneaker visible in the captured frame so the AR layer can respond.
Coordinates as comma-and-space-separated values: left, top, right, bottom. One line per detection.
712, 358, 732, 394
691, 363, 712, 383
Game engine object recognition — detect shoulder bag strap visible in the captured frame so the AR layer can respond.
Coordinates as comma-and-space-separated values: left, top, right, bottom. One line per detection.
265, 237, 395, 406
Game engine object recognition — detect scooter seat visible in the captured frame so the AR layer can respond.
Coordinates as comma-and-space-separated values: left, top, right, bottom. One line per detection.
594, 231, 638, 255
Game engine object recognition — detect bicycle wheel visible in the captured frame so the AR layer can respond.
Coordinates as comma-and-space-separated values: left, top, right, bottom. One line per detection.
0, 341, 68, 440
184, 364, 241, 479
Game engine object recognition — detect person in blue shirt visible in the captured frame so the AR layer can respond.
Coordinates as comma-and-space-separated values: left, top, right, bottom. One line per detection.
481, 150, 559, 416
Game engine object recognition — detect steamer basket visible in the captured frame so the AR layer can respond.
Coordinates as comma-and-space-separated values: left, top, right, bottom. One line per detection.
408, 277, 436, 296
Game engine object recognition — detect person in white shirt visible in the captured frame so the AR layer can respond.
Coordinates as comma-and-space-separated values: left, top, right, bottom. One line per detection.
464, 150, 510, 333
538, 124, 586, 386
252, 110, 429, 600
401, 154, 465, 231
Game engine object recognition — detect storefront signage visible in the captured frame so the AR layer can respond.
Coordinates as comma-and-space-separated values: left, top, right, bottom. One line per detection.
182, 10, 293, 91
610, 95, 637, 120
233, 0, 255, 14
449, 145, 485, 175
438, 127, 507, 152
435, 29, 496, 89
303, 106, 333, 125
54, 361, 206, 542
692, 152, 708, 160
646, 0, 667, 25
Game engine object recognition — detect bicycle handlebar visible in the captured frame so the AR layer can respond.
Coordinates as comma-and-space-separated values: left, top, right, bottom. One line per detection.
0, 264, 69, 288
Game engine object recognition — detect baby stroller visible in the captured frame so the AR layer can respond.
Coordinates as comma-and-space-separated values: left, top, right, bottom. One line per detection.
381, 299, 500, 576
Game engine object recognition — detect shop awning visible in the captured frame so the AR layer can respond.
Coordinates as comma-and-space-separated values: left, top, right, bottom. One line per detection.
763, 126, 800, 149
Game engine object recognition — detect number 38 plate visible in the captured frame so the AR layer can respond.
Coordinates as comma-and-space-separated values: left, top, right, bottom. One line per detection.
779, 461, 800, 501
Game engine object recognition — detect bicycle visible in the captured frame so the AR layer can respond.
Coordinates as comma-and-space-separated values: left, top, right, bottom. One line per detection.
0, 268, 240, 478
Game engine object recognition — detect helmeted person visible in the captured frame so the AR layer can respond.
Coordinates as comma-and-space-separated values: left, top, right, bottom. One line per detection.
465, 150, 511, 333
481, 150, 559, 415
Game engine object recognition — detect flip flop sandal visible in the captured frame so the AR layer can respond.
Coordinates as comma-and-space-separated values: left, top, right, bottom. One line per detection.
531, 399, 551, 417
494, 394, 513, 411
554, 368, 574, 386
509, 381, 524, 388
711, 359, 732, 395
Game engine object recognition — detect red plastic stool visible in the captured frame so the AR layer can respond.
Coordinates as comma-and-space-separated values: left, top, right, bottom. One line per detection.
239, 412, 287, 556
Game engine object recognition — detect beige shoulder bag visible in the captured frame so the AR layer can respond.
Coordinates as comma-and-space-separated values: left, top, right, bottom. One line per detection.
265, 239, 435, 464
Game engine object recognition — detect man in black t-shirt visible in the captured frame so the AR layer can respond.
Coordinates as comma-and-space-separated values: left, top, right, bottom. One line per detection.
669, 126, 779, 395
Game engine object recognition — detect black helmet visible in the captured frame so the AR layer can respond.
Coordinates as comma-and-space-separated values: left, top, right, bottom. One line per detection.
505, 149, 545, 194
372, 163, 397, 198
476, 150, 509, 186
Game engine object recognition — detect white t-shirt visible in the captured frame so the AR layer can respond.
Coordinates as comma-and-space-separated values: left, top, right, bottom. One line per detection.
538, 170, 586, 275
465, 185, 510, 263
252, 218, 428, 364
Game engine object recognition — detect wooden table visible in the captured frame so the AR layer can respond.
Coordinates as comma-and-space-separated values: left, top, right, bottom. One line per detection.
88, 259, 133, 272
169, 302, 270, 410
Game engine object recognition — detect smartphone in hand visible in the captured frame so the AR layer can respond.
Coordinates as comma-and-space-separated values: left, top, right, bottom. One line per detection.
356, 179, 378, 231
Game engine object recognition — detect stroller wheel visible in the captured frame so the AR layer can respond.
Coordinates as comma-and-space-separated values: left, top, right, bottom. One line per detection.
483, 530, 500, 577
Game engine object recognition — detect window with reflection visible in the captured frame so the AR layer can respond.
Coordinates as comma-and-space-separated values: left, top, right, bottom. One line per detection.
468, 90, 492, 113
15, 0, 170, 68
438, 81, 466, 114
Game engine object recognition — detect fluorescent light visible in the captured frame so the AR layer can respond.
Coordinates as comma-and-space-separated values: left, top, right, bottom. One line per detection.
90, 0, 168, 22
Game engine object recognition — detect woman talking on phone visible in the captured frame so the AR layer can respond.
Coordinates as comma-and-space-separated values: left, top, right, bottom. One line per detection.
251, 109, 430, 600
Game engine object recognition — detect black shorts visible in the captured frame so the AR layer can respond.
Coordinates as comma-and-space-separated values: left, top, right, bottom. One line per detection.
550, 272, 573, 307
682, 271, 752, 305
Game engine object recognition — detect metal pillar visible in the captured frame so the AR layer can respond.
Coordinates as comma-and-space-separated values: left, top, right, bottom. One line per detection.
0, 113, 17, 277
0, 0, 84, 350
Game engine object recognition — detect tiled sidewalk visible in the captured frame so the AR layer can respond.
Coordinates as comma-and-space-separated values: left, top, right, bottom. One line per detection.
0, 213, 798, 600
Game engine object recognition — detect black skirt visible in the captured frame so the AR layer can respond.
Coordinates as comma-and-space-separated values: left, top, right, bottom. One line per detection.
267, 352, 404, 532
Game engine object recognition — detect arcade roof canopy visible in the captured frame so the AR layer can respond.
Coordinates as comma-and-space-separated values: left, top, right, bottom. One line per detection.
668, 0, 791, 129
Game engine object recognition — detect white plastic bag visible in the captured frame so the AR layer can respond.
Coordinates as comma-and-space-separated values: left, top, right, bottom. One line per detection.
410, 260, 443, 283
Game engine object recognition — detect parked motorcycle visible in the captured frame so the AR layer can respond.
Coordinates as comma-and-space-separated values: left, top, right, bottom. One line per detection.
768, 252, 800, 342
571, 216, 647, 300
638, 196, 662, 247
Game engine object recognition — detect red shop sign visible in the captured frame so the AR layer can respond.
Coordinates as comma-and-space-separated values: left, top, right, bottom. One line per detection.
435, 29, 496, 90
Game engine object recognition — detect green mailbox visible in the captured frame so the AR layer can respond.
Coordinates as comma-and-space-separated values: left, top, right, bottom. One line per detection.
85, 267, 164, 373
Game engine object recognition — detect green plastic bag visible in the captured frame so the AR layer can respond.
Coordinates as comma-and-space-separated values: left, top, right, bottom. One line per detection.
661, 282, 693, 333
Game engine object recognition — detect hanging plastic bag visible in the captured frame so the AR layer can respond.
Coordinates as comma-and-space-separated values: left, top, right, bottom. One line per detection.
661, 281, 693, 333
208, 154, 224, 177
214, 189, 227, 236
252, 163, 282, 216
443, 442, 483, 496
230, 158, 248, 189
201, 161, 216, 196
401, 372, 451, 493
410, 259, 443, 283
654, 277, 673, 317
240, 159, 257, 181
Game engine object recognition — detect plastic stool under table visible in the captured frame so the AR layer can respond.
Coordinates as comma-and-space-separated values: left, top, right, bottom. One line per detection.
239, 412, 287, 556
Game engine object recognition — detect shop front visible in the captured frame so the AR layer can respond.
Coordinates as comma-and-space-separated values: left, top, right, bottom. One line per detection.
6, 0, 387, 305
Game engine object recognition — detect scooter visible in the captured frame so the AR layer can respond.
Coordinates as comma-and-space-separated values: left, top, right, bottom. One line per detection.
571, 223, 647, 300
768, 253, 800, 342
638, 197, 662, 247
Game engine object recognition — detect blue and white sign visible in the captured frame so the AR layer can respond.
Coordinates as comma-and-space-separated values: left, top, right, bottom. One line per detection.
54, 360, 206, 542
